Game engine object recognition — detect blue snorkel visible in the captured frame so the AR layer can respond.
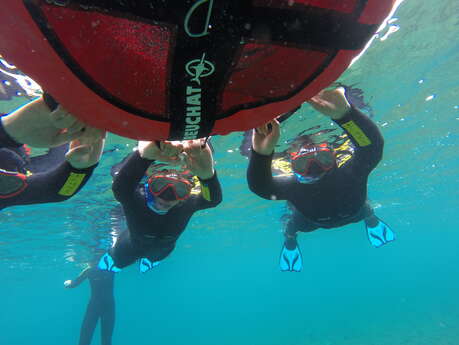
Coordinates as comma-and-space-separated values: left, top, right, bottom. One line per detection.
144, 182, 168, 215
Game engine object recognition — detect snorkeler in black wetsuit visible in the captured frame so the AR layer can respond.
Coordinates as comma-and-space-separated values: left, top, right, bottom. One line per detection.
64, 206, 124, 345
98, 139, 222, 273
247, 88, 395, 272
0, 94, 104, 208
65, 265, 115, 345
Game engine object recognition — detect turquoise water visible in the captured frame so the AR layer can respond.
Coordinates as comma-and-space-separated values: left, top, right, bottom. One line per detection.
1, 1, 459, 344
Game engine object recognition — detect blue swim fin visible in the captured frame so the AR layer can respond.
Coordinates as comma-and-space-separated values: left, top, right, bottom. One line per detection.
366, 218, 395, 248
139, 257, 161, 273
97, 253, 122, 273
279, 242, 303, 272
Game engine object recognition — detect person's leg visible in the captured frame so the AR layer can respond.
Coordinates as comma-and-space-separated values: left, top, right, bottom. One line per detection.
78, 298, 100, 345
99, 297, 115, 345
280, 210, 318, 272
284, 209, 318, 246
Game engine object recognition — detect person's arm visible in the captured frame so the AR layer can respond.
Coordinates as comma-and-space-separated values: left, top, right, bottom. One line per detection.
182, 140, 222, 210
334, 106, 384, 171
247, 120, 293, 201
2, 129, 103, 206
247, 149, 292, 201
111, 150, 153, 203
64, 266, 91, 289
6, 160, 97, 206
192, 172, 222, 210
1, 96, 85, 148
0, 114, 23, 148
308, 88, 384, 171
65, 127, 105, 169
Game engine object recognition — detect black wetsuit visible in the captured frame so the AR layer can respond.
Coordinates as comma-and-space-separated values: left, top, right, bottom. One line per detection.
0, 119, 96, 210
110, 150, 222, 268
247, 106, 383, 233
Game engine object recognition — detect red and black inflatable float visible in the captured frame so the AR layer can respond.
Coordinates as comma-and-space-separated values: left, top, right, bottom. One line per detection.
0, 0, 396, 140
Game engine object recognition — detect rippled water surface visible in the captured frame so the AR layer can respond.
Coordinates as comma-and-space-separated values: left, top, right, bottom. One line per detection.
1, 1, 459, 344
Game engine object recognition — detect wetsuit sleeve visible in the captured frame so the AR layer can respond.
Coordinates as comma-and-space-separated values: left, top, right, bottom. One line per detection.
190, 172, 223, 211
247, 149, 293, 201
112, 150, 153, 203
334, 106, 384, 172
3, 161, 96, 207
0, 115, 23, 148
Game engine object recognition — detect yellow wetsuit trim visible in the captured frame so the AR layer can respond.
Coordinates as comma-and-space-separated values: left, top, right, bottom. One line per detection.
191, 176, 210, 200
201, 182, 211, 201
58, 172, 86, 196
191, 176, 201, 195
341, 121, 372, 147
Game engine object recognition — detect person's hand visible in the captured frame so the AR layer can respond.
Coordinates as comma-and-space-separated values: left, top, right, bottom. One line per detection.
63, 280, 74, 288
182, 139, 215, 179
1, 96, 86, 148
138, 140, 183, 163
65, 127, 106, 169
252, 119, 280, 156
307, 87, 351, 120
